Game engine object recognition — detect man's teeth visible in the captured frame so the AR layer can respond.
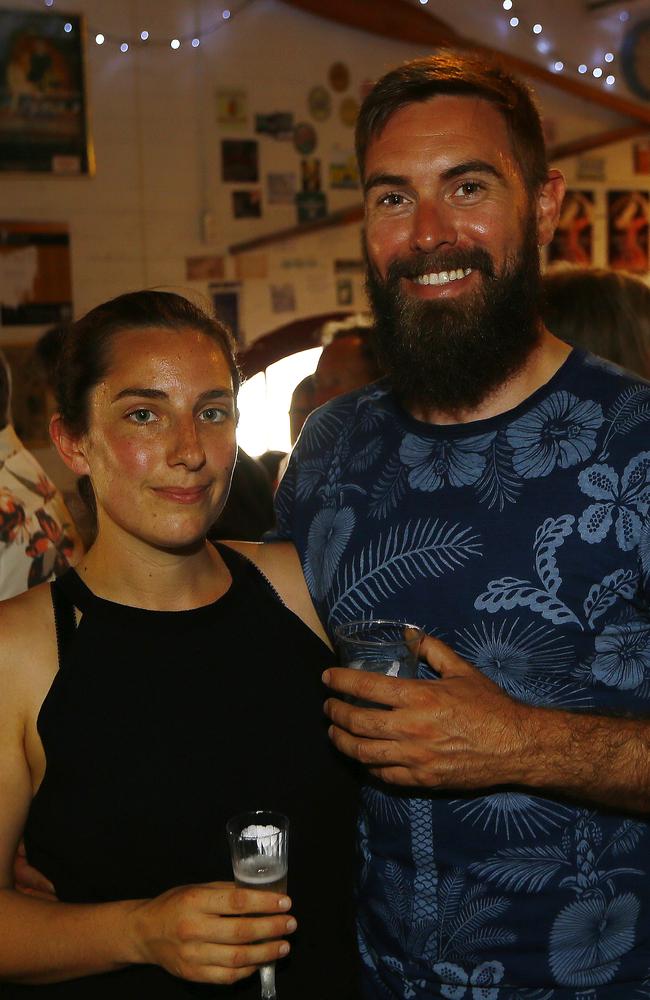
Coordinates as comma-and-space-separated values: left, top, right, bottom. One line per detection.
414, 267, 472, 286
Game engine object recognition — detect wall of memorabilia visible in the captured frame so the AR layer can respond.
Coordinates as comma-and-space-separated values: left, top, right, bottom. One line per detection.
0, 0, 648, 357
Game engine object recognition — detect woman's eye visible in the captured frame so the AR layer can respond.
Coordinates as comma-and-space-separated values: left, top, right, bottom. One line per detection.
128, 408, 155, 424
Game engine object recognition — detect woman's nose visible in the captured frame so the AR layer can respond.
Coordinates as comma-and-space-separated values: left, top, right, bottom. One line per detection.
168, 419, 206, 469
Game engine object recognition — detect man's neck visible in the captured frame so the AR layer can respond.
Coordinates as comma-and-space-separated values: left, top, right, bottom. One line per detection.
406, 329, 572, 426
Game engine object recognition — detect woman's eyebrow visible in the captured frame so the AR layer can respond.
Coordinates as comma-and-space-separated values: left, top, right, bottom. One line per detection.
111, 387, 234, 403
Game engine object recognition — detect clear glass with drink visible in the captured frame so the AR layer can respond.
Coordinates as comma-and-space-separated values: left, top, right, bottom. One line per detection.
333, 618, 424, 707
226, 810, 289, 999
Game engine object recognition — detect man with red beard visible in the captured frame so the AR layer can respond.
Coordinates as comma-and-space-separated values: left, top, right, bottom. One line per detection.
275, 53, 650, 998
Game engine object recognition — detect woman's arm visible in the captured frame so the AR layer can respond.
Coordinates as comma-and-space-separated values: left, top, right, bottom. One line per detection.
0, 594, 296, 986
223, 540, 331, 648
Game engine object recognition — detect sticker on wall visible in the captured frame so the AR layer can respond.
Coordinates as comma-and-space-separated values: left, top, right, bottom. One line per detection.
576, 157, 606, 182
329, 155, 359, 190
301, 158, 321, 193
210, 282, 241, 340
339, 97, 359, 128
216, 89, 248, 127
266, 172, 297, 204
234, 253, 268, 281
608, 190, 649, 272
308, 85, 331, 122
336, 277, 354, 306
548, 191, 594, 266
293, 122, 317, 155
634, 140, 650, 175
232, 190, 262, 218
255, 112, 294, 140
329, 61, 350, 92
186, 255, 225, 281
270, 283, 296, 313
296, 191, 328, 223
221, 140, 259, 182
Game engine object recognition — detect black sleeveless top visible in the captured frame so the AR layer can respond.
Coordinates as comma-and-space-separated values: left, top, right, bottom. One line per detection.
14, 545, 359, 998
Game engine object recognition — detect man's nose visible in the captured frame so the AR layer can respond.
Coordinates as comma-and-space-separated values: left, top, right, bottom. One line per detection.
168, 419, 206, 469
410, 199, 457, 254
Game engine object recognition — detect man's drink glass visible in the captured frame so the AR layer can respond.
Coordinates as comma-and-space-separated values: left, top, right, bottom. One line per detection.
333, 619, 424, 707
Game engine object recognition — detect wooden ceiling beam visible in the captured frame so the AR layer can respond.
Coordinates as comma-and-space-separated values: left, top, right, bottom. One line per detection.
281, 0, 650, 127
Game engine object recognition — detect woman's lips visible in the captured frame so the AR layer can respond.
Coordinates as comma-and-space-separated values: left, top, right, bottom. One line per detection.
153, 486, 208, 504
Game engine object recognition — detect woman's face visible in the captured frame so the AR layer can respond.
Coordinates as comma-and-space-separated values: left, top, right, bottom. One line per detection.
77, 325, 237, 552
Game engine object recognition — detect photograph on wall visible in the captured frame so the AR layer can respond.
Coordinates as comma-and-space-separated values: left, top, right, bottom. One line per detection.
0, 221, 72, 325
270, 283, 296, 313
255, 112, 293, 140
0, 9, 92, 174
221, 139, 259, 183
548, 190, 594, 266
266, 171, 296, 204
232, 189, 262, 219
210, 282, 241, 341
607, 190, 649, 272
216, 89, 248, 128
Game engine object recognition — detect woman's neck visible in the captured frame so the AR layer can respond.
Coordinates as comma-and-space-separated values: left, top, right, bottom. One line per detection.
76, 530, 230, 611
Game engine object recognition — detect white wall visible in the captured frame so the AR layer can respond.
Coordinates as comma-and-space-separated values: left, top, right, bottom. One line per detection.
0, 0, 647, 350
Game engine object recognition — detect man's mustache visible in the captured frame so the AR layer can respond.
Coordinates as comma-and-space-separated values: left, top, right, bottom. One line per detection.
386, 248, 496, 284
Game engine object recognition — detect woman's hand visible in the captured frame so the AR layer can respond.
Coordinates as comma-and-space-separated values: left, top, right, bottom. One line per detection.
128, 881, 296, 985
13, 841, 56, 901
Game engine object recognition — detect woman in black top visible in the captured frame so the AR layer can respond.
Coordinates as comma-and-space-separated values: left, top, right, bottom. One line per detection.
0, 291, 358, 997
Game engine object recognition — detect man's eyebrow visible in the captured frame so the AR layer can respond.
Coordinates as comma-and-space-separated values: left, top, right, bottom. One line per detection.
440, 160, 505, 183
364, 172, 408, 195
111, 387, 234, 403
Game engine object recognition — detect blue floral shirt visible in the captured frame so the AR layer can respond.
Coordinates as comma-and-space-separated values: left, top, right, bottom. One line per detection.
274, 349, 650, 999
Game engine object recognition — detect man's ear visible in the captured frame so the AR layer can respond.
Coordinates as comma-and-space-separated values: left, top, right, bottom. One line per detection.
536, 168, 566, 248
49, 415, 90, 476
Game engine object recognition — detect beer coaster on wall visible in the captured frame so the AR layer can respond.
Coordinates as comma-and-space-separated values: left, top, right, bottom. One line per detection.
221, 140, 259, 182
329, 61, 350, 92
339, 97, 359, 128
232, 190, 262, 218
308, 85, 331, 122
293, 122, 317, 155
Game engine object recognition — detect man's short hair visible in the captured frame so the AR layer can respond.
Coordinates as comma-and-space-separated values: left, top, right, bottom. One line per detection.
0, 350, 11, 430
355, 50, 548, 194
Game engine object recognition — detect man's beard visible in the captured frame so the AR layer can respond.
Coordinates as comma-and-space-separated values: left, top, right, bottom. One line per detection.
365, 219, 542, 414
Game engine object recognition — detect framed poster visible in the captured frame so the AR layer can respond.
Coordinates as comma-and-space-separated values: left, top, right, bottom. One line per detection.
0, 221, 72, 325
607, 190, 649, 273
548, 191, 594, 266
0, 9, 93, 174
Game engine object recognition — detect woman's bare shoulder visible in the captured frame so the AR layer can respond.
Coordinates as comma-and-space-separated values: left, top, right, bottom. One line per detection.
0, 584, 56, 672
221, 541, 331, 648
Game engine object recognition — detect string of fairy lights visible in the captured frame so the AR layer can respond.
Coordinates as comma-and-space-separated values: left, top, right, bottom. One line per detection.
417, 0, 627, 89
39, 0, 253, 52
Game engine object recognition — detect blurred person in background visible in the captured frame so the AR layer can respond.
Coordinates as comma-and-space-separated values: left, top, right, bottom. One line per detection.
0, 348, 81, 599
541, 265, 650, 378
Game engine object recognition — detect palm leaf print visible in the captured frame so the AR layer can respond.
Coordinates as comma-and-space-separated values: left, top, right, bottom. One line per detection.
350, 436, 383, 473
368, 454, 409, 519
475, 578, 582, 628
469, 845, 570, 893
599, 386, 650, 458
300, 406, 348, 454
534, 515, 574, 596
453, 927, 517, 963
475, 434, 522, 511
606, 820, 647, 858
295, 459, 327, 501
445, 895, 510, 955
328, 519, 482, 625
583, 569, 638, 627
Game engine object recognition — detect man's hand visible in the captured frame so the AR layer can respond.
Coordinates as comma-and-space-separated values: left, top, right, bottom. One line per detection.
14, 841, 56, 900
323, 634, 537, 789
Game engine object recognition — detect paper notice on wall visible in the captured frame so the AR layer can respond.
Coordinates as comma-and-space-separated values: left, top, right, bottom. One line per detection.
234, 254, 268, 281
0, 245, 38, 309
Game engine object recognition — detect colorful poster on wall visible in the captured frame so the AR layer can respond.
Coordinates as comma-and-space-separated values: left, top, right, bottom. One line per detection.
548, 191, 594, 266
0, 221, 72, 324
329, 154, 359, 189
0, 9, 92, 174
607, 190, 649, 272
216, 89, 248, 128
221, 140, 259, 182
232, 190, 262, 218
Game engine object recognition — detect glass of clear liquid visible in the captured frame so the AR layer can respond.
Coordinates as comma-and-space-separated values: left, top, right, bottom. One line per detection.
333, 619, 424, 707
226, 810, 289, 999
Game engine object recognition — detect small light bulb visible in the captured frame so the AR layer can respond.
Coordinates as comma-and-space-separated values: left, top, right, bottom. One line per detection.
502, 0, 513, 9
553, 60, 564, 72
532, 23, 542, 34
509, 16, 519, 27
578, 64, 588, 74
606, 74, 616, 85
222, 9, 231, 18
64, 22, 72, 32
419, 0, 428, 5
593, 67, 603, 78
192, 37, 200, 47
44, 0, 54, 6
171, 38, 181, 49
95, 33, 105, 45
605, 52, 614, 63
537, 39, 550, 53
140, 30, 149, 41
619, 11, 630, 22
120, 42, 129, 52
